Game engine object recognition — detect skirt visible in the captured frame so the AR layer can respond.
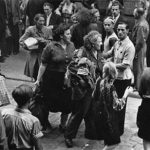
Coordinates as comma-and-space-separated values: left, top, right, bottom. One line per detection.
41, 70, 72, 113
137, 98, 150, 141
24, 51, 41, 79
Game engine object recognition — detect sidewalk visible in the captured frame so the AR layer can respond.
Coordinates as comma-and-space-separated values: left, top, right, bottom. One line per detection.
0, 50, 143, 150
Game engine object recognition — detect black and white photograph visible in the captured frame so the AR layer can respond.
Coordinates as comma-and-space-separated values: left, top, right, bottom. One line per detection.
0, 0, 150, 149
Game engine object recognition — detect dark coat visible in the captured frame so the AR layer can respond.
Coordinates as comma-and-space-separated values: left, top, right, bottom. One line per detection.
44, 12, 62, 31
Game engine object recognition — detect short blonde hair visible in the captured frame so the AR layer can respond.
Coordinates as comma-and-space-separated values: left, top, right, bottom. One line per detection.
103, 62, 118, 79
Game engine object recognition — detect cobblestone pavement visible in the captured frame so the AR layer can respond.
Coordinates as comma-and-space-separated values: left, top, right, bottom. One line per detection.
0, 50, 143, 150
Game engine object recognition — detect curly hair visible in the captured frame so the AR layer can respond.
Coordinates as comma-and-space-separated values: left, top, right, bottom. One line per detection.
83, 30, 102, 51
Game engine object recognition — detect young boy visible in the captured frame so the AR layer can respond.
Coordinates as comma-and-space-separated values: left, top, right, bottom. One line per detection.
1, 84, 43, 150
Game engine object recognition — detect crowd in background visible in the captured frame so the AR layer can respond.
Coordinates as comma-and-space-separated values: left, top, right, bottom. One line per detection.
0, 0, 150, 150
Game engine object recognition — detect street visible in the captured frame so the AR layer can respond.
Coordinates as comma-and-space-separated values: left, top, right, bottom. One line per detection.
0, 49, 143, 150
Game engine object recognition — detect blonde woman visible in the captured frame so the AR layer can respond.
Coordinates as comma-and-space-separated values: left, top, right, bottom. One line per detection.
93, 62, 132, 150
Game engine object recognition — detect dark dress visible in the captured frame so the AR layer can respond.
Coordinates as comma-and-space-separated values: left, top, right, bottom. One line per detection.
41, 41, 75, 113
94, 78, 120, 145
137, 98, 150, 141
137, 68, 150, 141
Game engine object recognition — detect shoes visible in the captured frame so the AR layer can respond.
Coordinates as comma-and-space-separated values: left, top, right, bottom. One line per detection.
65, 138, 73, 148
59, 125, 66, 133
42, 123, 52, 134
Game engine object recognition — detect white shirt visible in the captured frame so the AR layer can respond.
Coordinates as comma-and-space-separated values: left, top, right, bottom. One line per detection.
113, 14, 120, 25
46, 13, 52, 27
113, 36, 135, 80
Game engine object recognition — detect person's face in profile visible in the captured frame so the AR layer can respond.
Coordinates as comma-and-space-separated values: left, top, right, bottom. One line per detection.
63, 29, 72, 43
36, 17, 45, 29
93, 36, 102, 51
94, 11, 100, 21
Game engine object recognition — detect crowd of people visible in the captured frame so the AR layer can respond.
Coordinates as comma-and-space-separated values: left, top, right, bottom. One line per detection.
0, 0, 150, 150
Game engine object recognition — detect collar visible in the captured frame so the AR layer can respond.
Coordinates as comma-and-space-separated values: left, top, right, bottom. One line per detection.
15, 107, 31, 114
135, 16, 145, 25
114, 14, 120, 23
118, 36, 129, 45
46, 12, 52, 18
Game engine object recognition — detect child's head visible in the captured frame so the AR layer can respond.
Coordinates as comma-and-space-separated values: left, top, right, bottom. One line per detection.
12, 84, 33, 108
102, 62, 118, 79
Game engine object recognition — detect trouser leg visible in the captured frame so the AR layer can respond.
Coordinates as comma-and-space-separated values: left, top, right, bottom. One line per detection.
64, 101, 84, 139
60, 113, 68, 128
114, 79, 131, 135
12, 24, 19, 54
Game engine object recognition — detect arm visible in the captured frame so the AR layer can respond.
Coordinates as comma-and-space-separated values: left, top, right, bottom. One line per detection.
135, 26, 146, 54
19, 27, 32, 46
32, 120, 43, 150
109, 37, 118, 48
35, 44, 52, 85
102, 46, 114, 59
116, 46, 135, 71
35, 63, 47, 85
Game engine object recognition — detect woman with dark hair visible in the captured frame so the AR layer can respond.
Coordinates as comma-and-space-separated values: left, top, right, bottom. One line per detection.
137, 68, 150, 150
71, 8, 98, 49
35, 23, 75, 132
20, 13, 52, 81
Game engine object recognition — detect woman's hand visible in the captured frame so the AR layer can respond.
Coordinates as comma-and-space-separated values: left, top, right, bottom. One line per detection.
123, 86, 133, 99
20, 42, 26, 49
34, 80, 40, 87
36, 37, 46, 44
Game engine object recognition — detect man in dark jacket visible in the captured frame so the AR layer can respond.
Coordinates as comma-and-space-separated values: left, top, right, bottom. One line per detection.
111, 0, 125, 34
43, 2, 62, 32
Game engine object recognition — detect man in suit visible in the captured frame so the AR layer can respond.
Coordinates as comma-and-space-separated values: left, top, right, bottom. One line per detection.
111, 0, 125, 34
43, 2, 62, 32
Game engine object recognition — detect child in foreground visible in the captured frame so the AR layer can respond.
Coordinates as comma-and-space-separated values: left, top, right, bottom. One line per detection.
1, 84, 43, 150
93, 62, 133, 150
